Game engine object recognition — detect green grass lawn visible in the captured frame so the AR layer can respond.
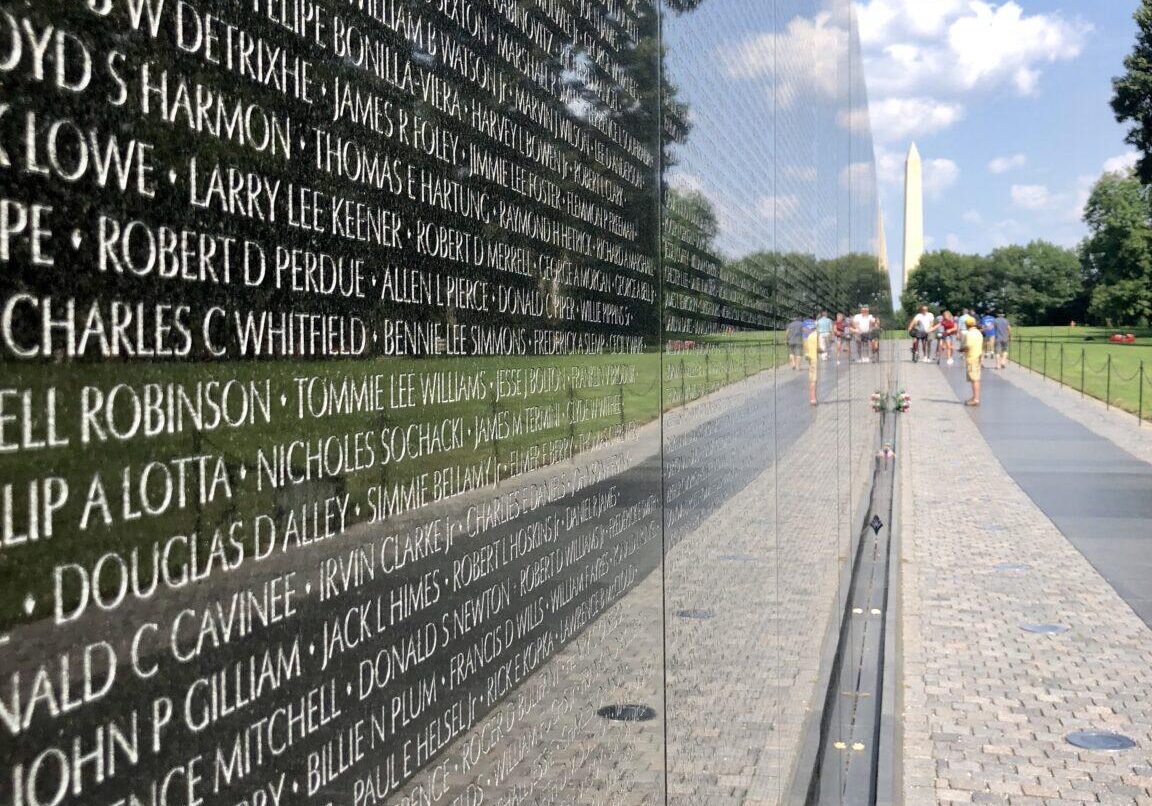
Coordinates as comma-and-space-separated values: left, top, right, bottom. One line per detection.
1010, 326, 1152, 418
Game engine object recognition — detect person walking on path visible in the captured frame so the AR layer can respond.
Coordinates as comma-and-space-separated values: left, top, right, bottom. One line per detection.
980, 313, 996, 364
833, 313, 848, 364
993, 313, 1011, 370
937, 311, 958, 365
962, 315, 983, 405
803, 318, 820, 405
816, 310, 833, 360
786, 317, 804, 370
851, 305, 876, 363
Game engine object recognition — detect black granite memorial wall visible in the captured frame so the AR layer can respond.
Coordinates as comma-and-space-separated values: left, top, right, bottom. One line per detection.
0, 0, 882, 803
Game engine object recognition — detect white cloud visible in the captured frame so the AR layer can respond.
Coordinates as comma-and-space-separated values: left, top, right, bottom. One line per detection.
1103, 151, 1138, 174
868, 97, 964, 143
923, 158, 960, 198
962, 210, 984, 225
784, 164, 818, 183
948, 3, 1087, 96
945, 233, 963, 251
841, 161, 876, 191
723, 12, 847, 106
854, 0, 1090, 145
1011, 184, 1053, 210
757, 194, 801, 222
989, 218, 1023, 247
875, 144, 904, 186
988, 154, 1027, 174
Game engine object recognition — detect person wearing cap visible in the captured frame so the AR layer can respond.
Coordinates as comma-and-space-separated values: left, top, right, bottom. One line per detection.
961, 314, 983, 405
803, 318, 820, 405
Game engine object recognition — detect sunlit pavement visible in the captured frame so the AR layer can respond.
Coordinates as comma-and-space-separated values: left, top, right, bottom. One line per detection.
898, 359, 1152, 805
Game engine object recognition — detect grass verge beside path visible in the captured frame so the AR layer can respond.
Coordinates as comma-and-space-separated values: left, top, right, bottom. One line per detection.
1011, 326, 1152, 419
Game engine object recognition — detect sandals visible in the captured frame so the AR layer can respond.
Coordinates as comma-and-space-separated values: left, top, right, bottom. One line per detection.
965, 400, 980, 407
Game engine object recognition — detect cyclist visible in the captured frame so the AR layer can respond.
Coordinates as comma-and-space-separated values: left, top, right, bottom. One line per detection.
907, 305, 934, 362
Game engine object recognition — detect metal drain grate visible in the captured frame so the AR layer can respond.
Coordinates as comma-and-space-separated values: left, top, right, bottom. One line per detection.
1065, 731, 1136, 751
676, 609, 715, 620
1020, 623, 1069, 634
597, 704, 657, 722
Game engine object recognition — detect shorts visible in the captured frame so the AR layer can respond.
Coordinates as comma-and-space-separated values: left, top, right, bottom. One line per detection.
808, 362, 818, 382
789, 343, 803, 357
996, 341, 1009, 355
966, 359, 982, 382
818, 333, 830, 352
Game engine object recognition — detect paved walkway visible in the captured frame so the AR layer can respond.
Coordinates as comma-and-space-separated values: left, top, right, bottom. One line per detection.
936, 365, 1152, 624
899, 361, 1152, 805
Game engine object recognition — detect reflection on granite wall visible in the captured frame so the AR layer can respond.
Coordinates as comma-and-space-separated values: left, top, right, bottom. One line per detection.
0, 0, 878, 804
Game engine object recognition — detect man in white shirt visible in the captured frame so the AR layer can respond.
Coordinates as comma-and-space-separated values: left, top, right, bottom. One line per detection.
907, 305, 935, 362
851, 305, 876, 363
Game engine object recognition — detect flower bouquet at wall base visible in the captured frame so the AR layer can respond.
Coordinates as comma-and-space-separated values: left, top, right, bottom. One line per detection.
871, 390, 912, 413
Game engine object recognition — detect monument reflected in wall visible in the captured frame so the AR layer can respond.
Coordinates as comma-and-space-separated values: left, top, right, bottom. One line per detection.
0, 0, 879, 803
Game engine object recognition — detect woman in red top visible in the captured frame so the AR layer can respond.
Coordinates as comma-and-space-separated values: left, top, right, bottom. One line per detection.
937, 311, 958, 365
833, 313, 847, 365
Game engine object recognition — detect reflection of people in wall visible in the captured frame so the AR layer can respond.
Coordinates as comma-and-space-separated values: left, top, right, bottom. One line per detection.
786, 317, 804, 370
804, 318, 820, 405
851, 305, 876, 363
833, 313, 848, 364
816, 310, 833, 360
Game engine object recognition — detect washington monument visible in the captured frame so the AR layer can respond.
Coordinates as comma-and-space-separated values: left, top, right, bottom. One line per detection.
903, 142, 924, 289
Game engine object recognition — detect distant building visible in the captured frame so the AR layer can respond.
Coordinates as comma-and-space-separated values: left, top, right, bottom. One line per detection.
903, 142, 924, 289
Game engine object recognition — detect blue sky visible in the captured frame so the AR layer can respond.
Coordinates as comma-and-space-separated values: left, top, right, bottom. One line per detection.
857, 0, 1141, 295
660, 1, 1139, 305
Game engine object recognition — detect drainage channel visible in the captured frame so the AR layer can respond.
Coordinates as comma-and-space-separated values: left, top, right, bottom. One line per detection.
806, 378, 900, 806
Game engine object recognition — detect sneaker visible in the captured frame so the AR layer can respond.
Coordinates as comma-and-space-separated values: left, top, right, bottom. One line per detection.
947, 358, 954, 366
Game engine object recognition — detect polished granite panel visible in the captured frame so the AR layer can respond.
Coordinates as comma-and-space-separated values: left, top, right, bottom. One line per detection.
0, 1, 880, 803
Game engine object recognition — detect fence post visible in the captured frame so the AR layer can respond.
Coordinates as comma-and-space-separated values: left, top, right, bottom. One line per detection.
1059, 344, 1064, 387
1081, 348, 1086, 398
1106, 354, 1112, 410
1029, 339, 1033, 373
1042, 341, 1048, 379
1140, 361, 1145, 427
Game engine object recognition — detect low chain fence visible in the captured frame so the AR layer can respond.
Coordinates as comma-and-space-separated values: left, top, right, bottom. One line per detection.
1012, 338, 1152, 426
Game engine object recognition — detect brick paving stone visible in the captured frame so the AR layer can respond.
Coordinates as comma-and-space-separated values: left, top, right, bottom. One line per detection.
899, 363, 1152, 806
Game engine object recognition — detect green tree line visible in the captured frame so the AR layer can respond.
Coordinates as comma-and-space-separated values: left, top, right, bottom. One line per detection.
904, 168, 1152, 326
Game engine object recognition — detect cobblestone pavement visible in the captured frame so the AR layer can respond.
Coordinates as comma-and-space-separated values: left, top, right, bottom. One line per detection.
899, 361, 1152, 805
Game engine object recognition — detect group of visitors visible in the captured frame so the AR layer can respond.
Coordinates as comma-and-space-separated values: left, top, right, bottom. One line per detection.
786, 305, 887, 406
906, 306, 1012, 406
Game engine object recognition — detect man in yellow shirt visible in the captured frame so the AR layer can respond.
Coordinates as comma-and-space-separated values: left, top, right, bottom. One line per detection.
804, 318, 820, 405
962, 316, 983, 406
